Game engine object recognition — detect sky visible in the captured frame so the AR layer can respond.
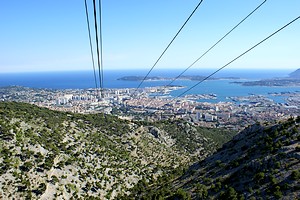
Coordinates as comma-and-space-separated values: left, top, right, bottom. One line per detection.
0, 0, 299, 73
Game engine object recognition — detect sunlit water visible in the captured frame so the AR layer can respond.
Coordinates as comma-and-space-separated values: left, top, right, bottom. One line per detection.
1, 69, 298, 103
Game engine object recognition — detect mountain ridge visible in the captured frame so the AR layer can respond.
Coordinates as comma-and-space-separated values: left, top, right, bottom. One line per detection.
126, 117, 300, 199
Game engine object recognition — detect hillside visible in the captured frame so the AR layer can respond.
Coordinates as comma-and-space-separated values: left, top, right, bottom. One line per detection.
232, 68, 300, 87
289, 68, 300, 79
128, 117, 300, 199
0, 102, 234, 199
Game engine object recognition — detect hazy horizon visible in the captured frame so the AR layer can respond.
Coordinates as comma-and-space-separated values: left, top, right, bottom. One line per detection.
0, 67, 298, 74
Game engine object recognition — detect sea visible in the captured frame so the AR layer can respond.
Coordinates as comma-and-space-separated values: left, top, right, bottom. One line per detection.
1, 68, 299, 103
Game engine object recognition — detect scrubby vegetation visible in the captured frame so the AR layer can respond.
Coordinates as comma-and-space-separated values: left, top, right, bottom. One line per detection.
127, 116, 300, 199
0, 102, 235, 199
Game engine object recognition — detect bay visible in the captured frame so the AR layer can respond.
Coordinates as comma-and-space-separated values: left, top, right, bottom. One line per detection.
0, 69, 299, 103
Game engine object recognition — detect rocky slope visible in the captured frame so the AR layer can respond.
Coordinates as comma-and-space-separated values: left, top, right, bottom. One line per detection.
0, 102, 234, 199
128, 117, 300, 199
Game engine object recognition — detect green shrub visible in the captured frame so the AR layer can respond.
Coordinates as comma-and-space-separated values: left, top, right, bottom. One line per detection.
195, 183, 208, 199
172, 188, 191, 200
254, 172, 265, 183
219, 187, 238, 200
291, 170, 300, 180
273, 186, 282, 199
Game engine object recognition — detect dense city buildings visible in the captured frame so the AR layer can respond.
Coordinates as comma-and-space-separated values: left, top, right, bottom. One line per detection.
1, 85, 299, 131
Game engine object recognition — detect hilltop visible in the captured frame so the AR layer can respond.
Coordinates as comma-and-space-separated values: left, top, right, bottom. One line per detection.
233, 68, 300, 87
127, 117, 300, 199
0, 102, 234, 199
289, 68, 300, 79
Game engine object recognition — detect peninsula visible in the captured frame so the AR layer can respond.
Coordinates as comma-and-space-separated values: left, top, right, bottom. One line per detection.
117, 75, 240, 81
232, 68, 300, 87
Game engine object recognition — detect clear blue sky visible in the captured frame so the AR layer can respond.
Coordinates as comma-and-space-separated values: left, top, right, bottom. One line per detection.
0, 0, 299, 73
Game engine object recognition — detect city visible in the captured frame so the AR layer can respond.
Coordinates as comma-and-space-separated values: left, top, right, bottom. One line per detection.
1, 85, 299, 131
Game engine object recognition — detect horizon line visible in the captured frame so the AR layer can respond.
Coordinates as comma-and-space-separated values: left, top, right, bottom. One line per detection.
0, 67, 298, 74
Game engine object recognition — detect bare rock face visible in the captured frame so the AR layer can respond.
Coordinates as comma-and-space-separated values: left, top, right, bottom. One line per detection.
147, 126, 176, 147
148, 126, 160, 138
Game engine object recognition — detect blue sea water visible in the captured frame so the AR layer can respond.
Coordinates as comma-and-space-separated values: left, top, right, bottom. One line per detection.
0, 69, 299, 103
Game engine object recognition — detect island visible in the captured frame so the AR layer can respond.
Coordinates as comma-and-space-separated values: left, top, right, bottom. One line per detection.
117, 75, 240, 81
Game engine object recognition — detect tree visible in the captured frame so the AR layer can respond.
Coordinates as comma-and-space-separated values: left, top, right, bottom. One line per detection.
219, 187, 238, 200
273, 186, 282, 199
254, 172, 265, 184
195, 183, 208, 199
291, 170, 300, 180
172, 188, 191, 200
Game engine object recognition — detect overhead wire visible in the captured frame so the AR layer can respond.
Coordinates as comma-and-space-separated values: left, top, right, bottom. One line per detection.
98, 0, 104, 97
164, 0, 267, 88
134, 0, 204, 94
92, 0, 104, 98
144, 0, 266, 109
175, 15, 300, 99
84, 0, 99, 95
83, 1, 298, 111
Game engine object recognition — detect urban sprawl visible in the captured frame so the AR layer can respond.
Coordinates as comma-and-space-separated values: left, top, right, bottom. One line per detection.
1, 86, 299, 131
